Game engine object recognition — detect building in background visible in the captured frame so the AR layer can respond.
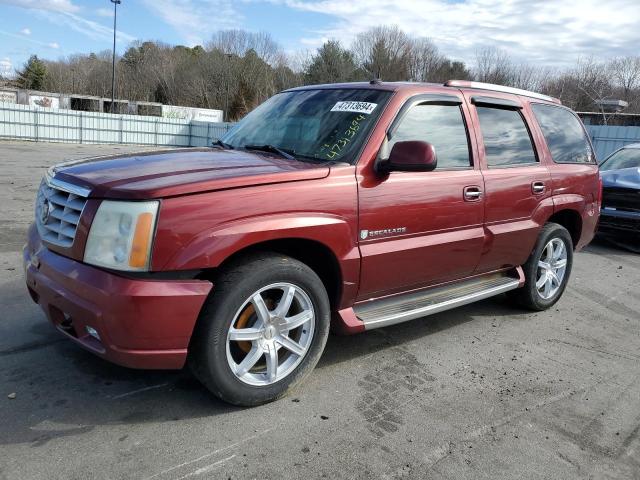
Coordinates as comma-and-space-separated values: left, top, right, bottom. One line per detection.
0, 86, 222, 120
578, 112, 640, 127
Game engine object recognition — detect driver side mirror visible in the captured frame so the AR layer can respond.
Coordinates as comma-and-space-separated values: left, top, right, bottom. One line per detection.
377, 141, 437, 173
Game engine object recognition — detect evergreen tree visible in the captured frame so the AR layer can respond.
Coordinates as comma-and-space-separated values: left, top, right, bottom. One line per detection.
16, 55, 47, 90
304, 41, 364, 84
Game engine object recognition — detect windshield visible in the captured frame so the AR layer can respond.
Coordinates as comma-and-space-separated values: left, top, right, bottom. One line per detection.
600, 148, 640, 171
221, 88, 392, 164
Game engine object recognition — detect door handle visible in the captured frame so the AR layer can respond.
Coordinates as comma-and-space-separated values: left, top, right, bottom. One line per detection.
532, 181, 545, 194
464, 186, 483, 201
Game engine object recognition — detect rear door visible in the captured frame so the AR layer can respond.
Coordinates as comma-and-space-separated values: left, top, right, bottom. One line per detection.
464, 94, 553, 273
357, 93, 485, 300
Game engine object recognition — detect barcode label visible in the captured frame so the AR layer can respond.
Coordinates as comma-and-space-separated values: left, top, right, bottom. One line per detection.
330, 101, 378, 114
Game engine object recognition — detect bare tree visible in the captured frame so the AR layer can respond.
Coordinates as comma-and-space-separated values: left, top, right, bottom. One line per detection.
351, 26, 412, 81
473, 47, 513, 85
407, 37, 443, 82
207, 30, 282, 65
30, 25, 640, 119
609, 56, 640, 102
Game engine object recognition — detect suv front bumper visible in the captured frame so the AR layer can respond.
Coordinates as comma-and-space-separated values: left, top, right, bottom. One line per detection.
23, 224, 212, 369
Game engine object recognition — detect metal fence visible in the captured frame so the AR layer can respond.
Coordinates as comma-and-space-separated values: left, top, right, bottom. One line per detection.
0, 102, 233, 147
585, 125, 640, 161
3, 101, 639, 161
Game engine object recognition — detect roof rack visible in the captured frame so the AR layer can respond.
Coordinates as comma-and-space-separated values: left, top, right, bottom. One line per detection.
444, 80, 561, 104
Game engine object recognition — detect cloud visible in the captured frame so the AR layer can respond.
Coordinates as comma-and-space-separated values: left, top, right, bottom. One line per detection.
0, 0, 79, 13
0, 57, 13, 77
20, 27, 31, 35
33, 11, 136, 44
141, 0, 241, 46
2, 0, 135, 45
274, 0, 640, 66
95, 7, 113, 18
0, 28, 62, 50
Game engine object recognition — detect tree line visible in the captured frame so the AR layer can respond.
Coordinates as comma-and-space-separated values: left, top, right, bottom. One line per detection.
7, 26, 640, 119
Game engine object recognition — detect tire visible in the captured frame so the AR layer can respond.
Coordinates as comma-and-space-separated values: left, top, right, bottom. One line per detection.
188, 252, 330, 407
509, 222, 574, 311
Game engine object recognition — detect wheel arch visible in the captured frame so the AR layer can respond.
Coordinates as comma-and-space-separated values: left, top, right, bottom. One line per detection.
200, 237, 344, 311
547, 209, 583, 249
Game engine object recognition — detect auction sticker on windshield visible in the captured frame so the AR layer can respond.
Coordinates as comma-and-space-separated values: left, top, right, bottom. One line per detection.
331, 101, 378, 114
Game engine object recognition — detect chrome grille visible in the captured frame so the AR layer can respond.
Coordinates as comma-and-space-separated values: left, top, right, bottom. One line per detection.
35, 177, 89, 247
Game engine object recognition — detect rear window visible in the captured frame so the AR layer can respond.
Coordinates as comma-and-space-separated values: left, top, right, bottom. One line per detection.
531, 104, 595, 164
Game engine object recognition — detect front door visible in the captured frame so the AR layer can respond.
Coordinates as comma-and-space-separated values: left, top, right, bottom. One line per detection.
357, 94, 485, 300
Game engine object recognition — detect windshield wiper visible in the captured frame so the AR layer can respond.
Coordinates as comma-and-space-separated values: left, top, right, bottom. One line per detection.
244, 144, 295, 160
291, 153, 332, 164
212, 139, 234, 149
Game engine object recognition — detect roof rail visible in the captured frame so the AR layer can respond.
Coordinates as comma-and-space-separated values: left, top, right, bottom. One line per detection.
444, 80, 561, 104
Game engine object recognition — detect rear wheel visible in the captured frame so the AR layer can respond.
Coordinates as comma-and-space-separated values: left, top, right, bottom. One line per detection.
509, 222, 573, 311
189, 253, 330, 406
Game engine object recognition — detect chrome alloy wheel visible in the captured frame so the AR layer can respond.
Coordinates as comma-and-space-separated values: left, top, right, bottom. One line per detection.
226, 283, 315, 386
536, 238, 568, 300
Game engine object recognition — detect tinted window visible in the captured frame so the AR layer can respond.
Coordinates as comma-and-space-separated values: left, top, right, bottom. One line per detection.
390, 104, 470, 169
476, 107, 537, 167
600, 148, 640, 171
532, 104, 594, 164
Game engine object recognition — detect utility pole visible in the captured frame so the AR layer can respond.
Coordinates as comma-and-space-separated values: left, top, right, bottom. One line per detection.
110, 0, 121, 114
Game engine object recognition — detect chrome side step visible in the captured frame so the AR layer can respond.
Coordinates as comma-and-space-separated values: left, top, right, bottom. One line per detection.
354, 274, 521, 330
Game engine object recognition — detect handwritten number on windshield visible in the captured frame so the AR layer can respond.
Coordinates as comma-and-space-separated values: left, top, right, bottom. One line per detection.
319, 114, 366, 160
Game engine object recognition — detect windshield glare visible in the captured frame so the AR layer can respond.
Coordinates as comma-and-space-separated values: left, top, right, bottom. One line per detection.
601, 148, 640, 171
222, 89, 392, 163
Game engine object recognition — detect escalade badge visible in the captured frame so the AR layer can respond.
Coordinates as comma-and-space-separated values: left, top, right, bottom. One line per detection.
360, 227, 407, 240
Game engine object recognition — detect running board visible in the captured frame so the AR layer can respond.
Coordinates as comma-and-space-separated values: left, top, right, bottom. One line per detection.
354, 273, 521, 330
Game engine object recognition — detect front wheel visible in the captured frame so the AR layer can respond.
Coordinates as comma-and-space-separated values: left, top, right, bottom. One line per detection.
189, 253, 330, 406
509, 222, 574, 311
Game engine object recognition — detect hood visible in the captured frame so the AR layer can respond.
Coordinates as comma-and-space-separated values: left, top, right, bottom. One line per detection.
600, 166, 640, 190
52, 148, 330, 199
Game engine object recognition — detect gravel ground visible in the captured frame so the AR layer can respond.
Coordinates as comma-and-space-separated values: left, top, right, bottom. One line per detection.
1, 140, 639, 480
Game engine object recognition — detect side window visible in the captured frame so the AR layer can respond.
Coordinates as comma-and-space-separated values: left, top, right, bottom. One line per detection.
390, 104, 471, 169
476, 107, 537, 167
531, 104, 595, 164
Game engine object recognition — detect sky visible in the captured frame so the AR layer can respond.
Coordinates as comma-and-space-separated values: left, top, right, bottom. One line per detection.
1, 0, 640, 77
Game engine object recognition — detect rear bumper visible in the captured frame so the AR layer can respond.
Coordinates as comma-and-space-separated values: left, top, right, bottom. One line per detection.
598, 208, 640, 237
23, 224, 212, 369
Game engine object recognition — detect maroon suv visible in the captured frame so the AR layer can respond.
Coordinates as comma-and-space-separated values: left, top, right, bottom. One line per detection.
24, 80, 601, 405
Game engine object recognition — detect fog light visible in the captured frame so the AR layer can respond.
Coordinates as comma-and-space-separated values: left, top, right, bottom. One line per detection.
86, 326, 101, 340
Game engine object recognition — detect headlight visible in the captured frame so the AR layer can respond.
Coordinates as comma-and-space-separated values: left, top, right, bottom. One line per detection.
84, 200, 159, 271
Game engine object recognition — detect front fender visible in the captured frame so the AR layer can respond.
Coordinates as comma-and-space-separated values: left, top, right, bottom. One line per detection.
153, 210, 361, 306
161, 212, 357, 271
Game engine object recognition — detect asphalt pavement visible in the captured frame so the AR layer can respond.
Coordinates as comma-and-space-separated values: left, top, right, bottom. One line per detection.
1, 140, 639, 480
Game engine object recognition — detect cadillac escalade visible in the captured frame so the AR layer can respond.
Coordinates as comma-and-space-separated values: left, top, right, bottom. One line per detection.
24, 80, 601, 406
